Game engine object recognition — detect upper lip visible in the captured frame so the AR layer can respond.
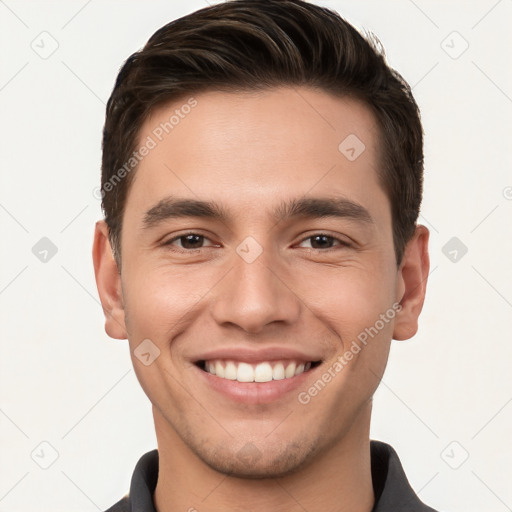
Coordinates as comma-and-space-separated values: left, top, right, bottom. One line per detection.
192, 346, 323, 364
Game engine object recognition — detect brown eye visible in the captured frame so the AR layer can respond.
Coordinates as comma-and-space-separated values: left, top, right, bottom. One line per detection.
309, 235, 336, 249
164, 232, 216, 251
298, 233, 350, 251
176, 234, 204, 249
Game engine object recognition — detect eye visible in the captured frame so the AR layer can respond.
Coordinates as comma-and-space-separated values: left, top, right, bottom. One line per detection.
162, 232, 351, 253
297, 233, 351, 251
163, 232, 218, 251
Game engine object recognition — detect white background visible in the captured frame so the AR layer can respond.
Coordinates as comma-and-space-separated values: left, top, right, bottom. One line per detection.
1, 1, 511, 511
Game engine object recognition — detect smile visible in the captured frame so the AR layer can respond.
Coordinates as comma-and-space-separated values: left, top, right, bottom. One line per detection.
197, 359, 320, 383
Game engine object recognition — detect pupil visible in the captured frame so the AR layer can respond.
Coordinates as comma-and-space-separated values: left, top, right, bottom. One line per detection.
182, 234, 203, 249
312, 235, 332, 249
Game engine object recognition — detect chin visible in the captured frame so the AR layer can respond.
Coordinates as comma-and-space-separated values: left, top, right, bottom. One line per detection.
196, 439, 320, 479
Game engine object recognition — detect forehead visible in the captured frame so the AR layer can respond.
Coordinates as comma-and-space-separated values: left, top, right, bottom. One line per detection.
125, 87, 387, 223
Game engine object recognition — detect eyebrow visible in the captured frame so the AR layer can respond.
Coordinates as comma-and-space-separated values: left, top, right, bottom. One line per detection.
142, 195, 373, 230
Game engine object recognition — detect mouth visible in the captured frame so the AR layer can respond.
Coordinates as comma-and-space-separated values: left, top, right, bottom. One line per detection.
195, 359, 322, 383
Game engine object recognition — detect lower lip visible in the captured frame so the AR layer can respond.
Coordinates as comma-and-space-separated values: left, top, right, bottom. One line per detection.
195, 364, 320, 404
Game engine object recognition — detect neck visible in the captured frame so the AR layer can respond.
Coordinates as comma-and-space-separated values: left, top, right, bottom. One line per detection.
153, 402, 374, 512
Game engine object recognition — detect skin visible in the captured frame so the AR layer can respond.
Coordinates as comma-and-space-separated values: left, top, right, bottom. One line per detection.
93, 87, 429, 512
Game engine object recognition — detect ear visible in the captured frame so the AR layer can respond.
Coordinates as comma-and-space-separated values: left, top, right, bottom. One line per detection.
92, 220, 127, 339
393, 225, 430, 341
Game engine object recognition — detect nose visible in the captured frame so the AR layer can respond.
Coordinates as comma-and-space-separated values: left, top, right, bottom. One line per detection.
210, 244, 301, 334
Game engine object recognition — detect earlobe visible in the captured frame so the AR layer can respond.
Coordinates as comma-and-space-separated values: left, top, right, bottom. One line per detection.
393, 225, 430, 341
92, 220, 127, 340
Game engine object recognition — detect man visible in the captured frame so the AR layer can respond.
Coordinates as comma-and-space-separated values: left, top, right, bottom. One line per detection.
93, 0, 435, 510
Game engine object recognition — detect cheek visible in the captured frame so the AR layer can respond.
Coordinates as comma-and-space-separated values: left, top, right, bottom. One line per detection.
294, 271, 396, 415
301, 264, 397, 336
121, 267, 204, 412
297, 261, 397, 392
123, 265, 209, 339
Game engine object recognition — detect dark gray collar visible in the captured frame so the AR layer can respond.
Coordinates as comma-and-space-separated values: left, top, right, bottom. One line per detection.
104, 441, 438, 511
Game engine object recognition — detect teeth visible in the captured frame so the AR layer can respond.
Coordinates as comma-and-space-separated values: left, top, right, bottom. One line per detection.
285, 362, 296, 378
294, 363, 305, 376
215, 361, 225, 378
272, 363, 285, 380
237, 362, 254, 382
203, 359, 315, 382
254, 362, 273, 382
224, 361, 237, 380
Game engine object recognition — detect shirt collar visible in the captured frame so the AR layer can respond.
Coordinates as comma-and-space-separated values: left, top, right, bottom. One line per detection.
120, 441, 437, 512
370, 441, 437, 511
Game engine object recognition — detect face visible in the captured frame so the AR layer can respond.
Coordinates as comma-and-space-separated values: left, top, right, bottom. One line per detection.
94, 87, 429, 478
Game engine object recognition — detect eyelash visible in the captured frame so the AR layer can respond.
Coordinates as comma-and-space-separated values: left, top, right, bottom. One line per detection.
162, 231, 352, 253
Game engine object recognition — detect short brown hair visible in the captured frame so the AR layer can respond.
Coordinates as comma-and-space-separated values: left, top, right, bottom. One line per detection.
101, 0, 423, 268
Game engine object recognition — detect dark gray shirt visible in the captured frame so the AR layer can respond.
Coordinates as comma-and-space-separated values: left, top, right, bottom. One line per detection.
104, 440, 438, 511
